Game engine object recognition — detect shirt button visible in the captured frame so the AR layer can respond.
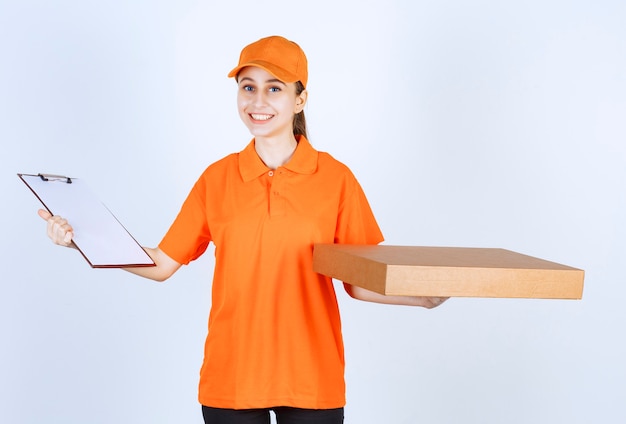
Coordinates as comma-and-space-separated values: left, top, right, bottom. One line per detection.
268, 171, 274, 177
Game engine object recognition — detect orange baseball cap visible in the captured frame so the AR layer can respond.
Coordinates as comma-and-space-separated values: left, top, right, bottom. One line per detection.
228, 35, 308, 88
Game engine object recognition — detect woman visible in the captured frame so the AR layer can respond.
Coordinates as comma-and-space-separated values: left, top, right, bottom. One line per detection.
39, 35, 446, 424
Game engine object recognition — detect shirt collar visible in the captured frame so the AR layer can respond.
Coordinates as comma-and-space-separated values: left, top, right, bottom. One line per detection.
239, 135, 319, 182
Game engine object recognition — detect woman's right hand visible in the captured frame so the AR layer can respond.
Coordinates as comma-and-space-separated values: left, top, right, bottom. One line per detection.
38, 209, 74, 247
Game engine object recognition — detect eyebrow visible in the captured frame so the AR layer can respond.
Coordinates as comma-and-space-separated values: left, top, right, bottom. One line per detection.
239, 76, 286, 86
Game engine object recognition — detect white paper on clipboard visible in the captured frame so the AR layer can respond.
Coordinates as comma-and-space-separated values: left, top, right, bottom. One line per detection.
19, 173, 155, 268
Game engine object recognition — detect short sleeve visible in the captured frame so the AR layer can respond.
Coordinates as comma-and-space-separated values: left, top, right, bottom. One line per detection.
158, 176, 212, 265
334, 175, 384, 245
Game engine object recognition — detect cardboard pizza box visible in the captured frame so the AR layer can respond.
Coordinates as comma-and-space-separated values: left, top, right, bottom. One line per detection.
313, 244, 584, 299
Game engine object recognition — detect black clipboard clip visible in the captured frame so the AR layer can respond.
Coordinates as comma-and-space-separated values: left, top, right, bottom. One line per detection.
38, 173, 72, 184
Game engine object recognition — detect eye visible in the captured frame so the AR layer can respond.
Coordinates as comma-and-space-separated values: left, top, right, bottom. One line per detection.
269, 86, 281, 93
242, 85, 254, 92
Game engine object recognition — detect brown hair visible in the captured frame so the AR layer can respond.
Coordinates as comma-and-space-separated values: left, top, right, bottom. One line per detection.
293, 81, 308, 139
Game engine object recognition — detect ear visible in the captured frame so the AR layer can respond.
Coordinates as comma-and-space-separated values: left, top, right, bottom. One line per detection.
295, 89, 308, 113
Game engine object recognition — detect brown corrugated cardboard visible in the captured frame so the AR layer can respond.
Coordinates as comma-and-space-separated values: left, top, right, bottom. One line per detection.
312, 244, 584, 299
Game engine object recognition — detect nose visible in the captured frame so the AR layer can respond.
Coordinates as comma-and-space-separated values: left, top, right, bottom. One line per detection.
251, 90, 268, 107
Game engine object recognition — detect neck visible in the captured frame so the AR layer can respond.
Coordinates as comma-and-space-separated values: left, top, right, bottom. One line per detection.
254, 134, 298, 170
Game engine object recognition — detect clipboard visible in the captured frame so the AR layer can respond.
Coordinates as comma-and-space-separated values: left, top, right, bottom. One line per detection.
19, 173, 156, 268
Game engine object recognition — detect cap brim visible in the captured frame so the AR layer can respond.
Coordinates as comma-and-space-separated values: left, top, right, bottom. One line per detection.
228, 60, 300, 84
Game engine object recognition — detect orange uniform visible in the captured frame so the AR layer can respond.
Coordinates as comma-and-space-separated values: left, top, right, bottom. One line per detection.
159, 136, 383, 409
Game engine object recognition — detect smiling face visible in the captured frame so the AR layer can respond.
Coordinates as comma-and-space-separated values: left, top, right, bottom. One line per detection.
236, 66, 307, 141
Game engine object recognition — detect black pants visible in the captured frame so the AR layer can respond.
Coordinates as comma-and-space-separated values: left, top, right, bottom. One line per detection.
202, 406, 344, 424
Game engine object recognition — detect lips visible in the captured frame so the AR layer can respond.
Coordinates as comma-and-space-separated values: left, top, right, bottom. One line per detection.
250, 113, 273, 121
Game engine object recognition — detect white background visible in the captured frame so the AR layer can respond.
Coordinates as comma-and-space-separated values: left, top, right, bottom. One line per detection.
1, 1, 625, 423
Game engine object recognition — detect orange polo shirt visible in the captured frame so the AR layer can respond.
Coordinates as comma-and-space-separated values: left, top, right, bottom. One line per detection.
159, 136, 383, 409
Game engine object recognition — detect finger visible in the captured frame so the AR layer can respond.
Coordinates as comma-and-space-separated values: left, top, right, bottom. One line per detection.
46, 216, 56, 239
46, 215, 63, 239
38, 209, 52, 221
429, 297, 448, 308
63, 230, 74, 244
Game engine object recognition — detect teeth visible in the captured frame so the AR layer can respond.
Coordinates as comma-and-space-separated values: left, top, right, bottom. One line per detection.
251, 113, 272, 121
